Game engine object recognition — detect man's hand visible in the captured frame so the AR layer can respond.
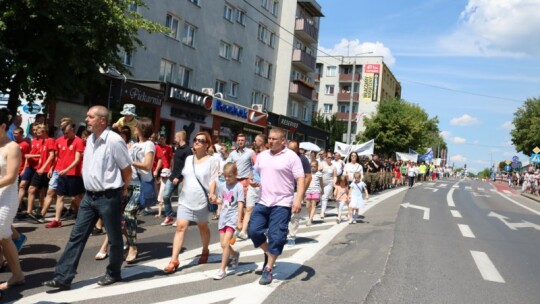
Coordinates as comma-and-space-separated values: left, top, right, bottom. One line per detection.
173, 178, 179, 186
292, 199, 302, 214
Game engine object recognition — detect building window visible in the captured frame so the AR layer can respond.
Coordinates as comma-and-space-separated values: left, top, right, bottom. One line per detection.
325, 85, 335, 95
258, 24, 268, 43
165, 14, 180, 39
215, 80, 226, 95
262, 0, 269, 10
251, 91, 260, 105
230, 81, 239, 98
271, 1, 279, 16
178, 66, 191, 87
182, 23, 196, 47
255, 57, 263, 75
291, 101, 298, 117
326, 66, 337, 76
224, 5, 234, 21
266, 63, 273, 79
269, 32, 276, 48
128, 4, 138, 12
231, 44, 242, 61
236, 9, 246, 25
339, 104, 349, 113
123, 51, 132, 66
189, 0, 200, 6
159, 59, 175, 82
302, 106, 308, 121
323, 103, 333, 113
261, 94, 269, 109
219, 41, 230, 59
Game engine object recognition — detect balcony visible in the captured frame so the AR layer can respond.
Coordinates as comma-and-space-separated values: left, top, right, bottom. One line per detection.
292, 49, 316, 72
339, 73, 360, 82
336, 112, 354, 121
337, 92, 359, 101
312, 91, 318, 101
289, 81, 314, 101
295, 18, 318, 43
315, 72, 320, 81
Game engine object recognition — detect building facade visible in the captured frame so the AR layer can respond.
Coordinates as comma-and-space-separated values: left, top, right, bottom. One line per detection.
316, 55, 401, 141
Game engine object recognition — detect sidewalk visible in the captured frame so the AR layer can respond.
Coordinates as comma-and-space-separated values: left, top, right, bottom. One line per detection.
490, 180, 540, 204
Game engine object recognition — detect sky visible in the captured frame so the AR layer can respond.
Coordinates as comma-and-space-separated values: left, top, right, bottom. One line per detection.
316, 0, 540, 173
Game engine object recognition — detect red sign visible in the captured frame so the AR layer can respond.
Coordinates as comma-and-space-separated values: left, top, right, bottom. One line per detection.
247, 109, 268, 127
365, 64, 380, 73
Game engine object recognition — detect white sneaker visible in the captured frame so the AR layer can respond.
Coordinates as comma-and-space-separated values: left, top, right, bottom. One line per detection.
229, 252, 240, 273
173, 221, 177, 227
237, 232, 248, 240
213, 269, 227, 280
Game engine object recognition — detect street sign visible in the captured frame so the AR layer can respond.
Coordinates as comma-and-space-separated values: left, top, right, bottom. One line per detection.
504, 165, 511, 171
533, 147, 540, 154
505, 160, 511, 165
511, 162, 519, 169
531, 153, 540, 164
512, 156, 519, 162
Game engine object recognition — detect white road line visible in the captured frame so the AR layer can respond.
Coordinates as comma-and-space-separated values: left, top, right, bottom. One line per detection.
493, 191, 540, 217
490, 189, 496, 192
451, 210, 462, 218
438, 184, 448, 188
447, 188, 456, 207
426, 183, 435, 186
465, 186, 472, 190
503, 190, 511, 194
458, 224, 475, 238
470, 251, 505, 283
478, 187, 485, 191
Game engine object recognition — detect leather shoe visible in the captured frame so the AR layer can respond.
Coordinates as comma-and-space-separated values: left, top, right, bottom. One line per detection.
42, 279, 71, 290
97, 274, 121, 286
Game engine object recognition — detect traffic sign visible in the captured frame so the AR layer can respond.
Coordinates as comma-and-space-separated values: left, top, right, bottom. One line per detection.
505, 160, 511, 165
511, 162, 519, 169
531, 153, 540, 164
505, 165, 511, 171
512, 156, 519, 162
533, 147, 540, 154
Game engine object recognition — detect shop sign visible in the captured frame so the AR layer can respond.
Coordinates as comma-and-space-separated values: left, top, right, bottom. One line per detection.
168, 84, 213, 110
278, 116, 299, 132
247, 109, 268, 127
214, 99, 248, 120
121, 82, 164, 106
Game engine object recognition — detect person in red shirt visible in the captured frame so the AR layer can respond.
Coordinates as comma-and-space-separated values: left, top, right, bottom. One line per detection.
45, 119, 85, 228
155, 132, 173, 217
18, 124, 40, 211
26, 123, 57, 222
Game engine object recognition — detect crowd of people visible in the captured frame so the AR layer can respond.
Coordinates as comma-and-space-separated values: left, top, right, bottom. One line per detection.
0, 103, 452, 299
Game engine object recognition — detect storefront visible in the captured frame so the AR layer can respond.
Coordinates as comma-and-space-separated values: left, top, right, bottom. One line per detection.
267, 112, 329, 151
211, 98, 267, 146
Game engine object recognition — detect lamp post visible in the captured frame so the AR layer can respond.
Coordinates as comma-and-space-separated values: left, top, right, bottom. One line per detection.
346, 52, 373, 144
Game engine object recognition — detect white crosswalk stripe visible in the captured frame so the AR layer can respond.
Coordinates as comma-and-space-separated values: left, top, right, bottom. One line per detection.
437, 183, 448, 188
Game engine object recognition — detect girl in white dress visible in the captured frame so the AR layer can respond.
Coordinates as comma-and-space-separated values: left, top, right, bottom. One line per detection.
348, 172, 369, 223
0, 108, 25, 296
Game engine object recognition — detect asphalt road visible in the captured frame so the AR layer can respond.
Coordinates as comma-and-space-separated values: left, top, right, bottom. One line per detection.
2, 178, 540, 303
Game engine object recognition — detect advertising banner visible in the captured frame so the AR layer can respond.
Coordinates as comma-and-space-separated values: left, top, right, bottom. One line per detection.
362, 64, 381, 102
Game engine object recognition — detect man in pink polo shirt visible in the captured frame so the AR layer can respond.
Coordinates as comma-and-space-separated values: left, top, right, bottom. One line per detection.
247, 128, 305, 285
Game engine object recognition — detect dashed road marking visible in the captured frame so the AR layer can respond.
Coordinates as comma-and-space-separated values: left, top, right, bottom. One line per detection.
470, 251, 505, 283
477, 187, 485, 191
458, 224, 475, 238
451, 210, 462, 218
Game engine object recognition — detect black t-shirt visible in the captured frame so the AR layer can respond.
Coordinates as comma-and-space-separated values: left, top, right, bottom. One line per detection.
294, 154, 311, 191
368, 159, 383, 172
169, 144, 192, 182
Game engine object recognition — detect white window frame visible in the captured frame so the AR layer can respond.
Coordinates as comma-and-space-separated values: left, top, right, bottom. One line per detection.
262, 0, 269, 10
178, 65, 191, 87
159, 59, 175, 83
323, 103, 333, 113
189, 0, 200, 6
128, 4, 138, 12
271, 1, 279, 16
215, 80, 226, 95
251, 91, 260, 105
231, 44, 242, 61
268, 32, 276, 48
182, 23, 196, 47
291, 100, 299, 117
325, 85, 335, 95
224, 4, 234, 21
258, 24, 268, 43
262, 94, 269, 109
255, 57, 263, 75
266, 62, 273, 79
123, 51, 133, 66
236, 9, 246, 25
165, 14, 180, 39
326, 66, 337, 76
219, 41, 231, 59
230, 81, 239, 98
302, 106, 308, 121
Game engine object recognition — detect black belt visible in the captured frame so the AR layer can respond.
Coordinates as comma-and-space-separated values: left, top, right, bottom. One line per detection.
86, 188, 121, 197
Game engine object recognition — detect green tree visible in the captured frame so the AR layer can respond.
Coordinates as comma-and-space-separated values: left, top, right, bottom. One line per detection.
510, 96, 540, 156
0, 0, 167, 115
312, 111, 347, 151
357, 98, 446, 158
478, 168, 491, 179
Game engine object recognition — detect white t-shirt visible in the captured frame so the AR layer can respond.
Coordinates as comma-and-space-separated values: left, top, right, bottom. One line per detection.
344, 162, 363, 180
129, 141, 156, 184
178, 155, 219, 210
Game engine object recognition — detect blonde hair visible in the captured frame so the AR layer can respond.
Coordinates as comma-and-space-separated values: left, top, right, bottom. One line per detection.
59, 117, 73, 131
223, 162, 237, 175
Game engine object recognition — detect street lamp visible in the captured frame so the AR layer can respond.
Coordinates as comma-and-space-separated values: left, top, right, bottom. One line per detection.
346, 52, 373, 144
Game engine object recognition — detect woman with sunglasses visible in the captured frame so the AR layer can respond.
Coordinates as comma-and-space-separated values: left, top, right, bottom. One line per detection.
164, 132, 218, 273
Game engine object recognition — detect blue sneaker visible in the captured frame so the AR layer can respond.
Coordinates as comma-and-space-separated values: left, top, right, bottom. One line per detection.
13, 234, 27, 252
259, 267, 273, 285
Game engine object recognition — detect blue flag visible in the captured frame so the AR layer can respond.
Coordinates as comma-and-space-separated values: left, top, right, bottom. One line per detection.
419, 150, 433, 162
409, 148, 419, 154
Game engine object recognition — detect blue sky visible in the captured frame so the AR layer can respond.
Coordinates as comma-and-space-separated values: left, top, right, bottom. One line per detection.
317, 0, 540, 173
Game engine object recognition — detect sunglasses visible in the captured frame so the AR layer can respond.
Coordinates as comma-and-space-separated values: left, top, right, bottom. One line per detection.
193, 137, 207, 144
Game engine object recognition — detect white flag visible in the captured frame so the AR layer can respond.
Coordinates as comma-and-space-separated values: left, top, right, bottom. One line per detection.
351, 139, 375, 156
396, 152, 419, 162
334, 141, 351, 156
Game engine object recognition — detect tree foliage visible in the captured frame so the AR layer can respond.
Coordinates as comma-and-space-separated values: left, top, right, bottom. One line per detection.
357, 98, 447, 158
0, 0, 168, 114
510, 96, 540, 156
312, 111, 347, 151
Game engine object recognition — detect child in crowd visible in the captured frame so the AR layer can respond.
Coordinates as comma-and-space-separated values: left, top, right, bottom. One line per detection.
348, 172, 369, 223
305, 161, 323, 226
213, 163, 244, 280
333, 176, 349, 224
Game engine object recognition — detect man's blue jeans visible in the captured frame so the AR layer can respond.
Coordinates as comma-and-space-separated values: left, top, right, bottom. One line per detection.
162, 179, 179, 218
53, 189, 123, 284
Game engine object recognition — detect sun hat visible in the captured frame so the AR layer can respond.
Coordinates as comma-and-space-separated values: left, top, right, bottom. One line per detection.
120, 104, 137, 116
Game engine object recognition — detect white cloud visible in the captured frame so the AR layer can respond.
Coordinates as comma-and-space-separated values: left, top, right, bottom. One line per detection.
453, 137, 467, 144
319, 38, 396, 66
450, 154, 467, 162
439, 0, 540, 57
450, 114, 480, 126
500, 121, 513, 130
475, 160, 489, 164
472, 140, 480, 144
440, 130, 452, 139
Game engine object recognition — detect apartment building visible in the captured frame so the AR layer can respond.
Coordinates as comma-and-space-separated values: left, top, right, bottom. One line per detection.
316, 55, 401, 140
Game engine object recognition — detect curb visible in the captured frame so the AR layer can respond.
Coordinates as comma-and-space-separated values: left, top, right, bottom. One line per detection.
521, 192, 540, 204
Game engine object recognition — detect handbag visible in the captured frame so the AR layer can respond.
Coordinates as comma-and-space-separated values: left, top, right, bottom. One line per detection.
137, 171, 157, 208
193, 156, 211, 206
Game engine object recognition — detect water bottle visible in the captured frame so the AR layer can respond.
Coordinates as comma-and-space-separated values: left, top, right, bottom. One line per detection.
252, 168, 261, 183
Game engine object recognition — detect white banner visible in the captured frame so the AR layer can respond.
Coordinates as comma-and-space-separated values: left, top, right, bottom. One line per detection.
351, 139, 375, 156
334, 141, 351, 156
396, 152, 418, 162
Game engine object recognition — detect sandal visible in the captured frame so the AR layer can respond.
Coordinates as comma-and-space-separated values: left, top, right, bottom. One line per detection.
125, 251, 138, 264
164, 259, 180, 274
198, 249, 210, 264
0, 260, 8, 273
95, 252, 108, 260
0, 278, 25, 291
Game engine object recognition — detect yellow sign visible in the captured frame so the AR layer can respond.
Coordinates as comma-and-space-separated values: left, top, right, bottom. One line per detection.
505, 160, 511, 165
533, 146, 540, 154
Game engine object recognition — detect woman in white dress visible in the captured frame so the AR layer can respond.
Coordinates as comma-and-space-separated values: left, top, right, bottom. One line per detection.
164, 132, 218, 273
320, 151, 337, 219
344, 152, 363, 182
0, 108, 24, 297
